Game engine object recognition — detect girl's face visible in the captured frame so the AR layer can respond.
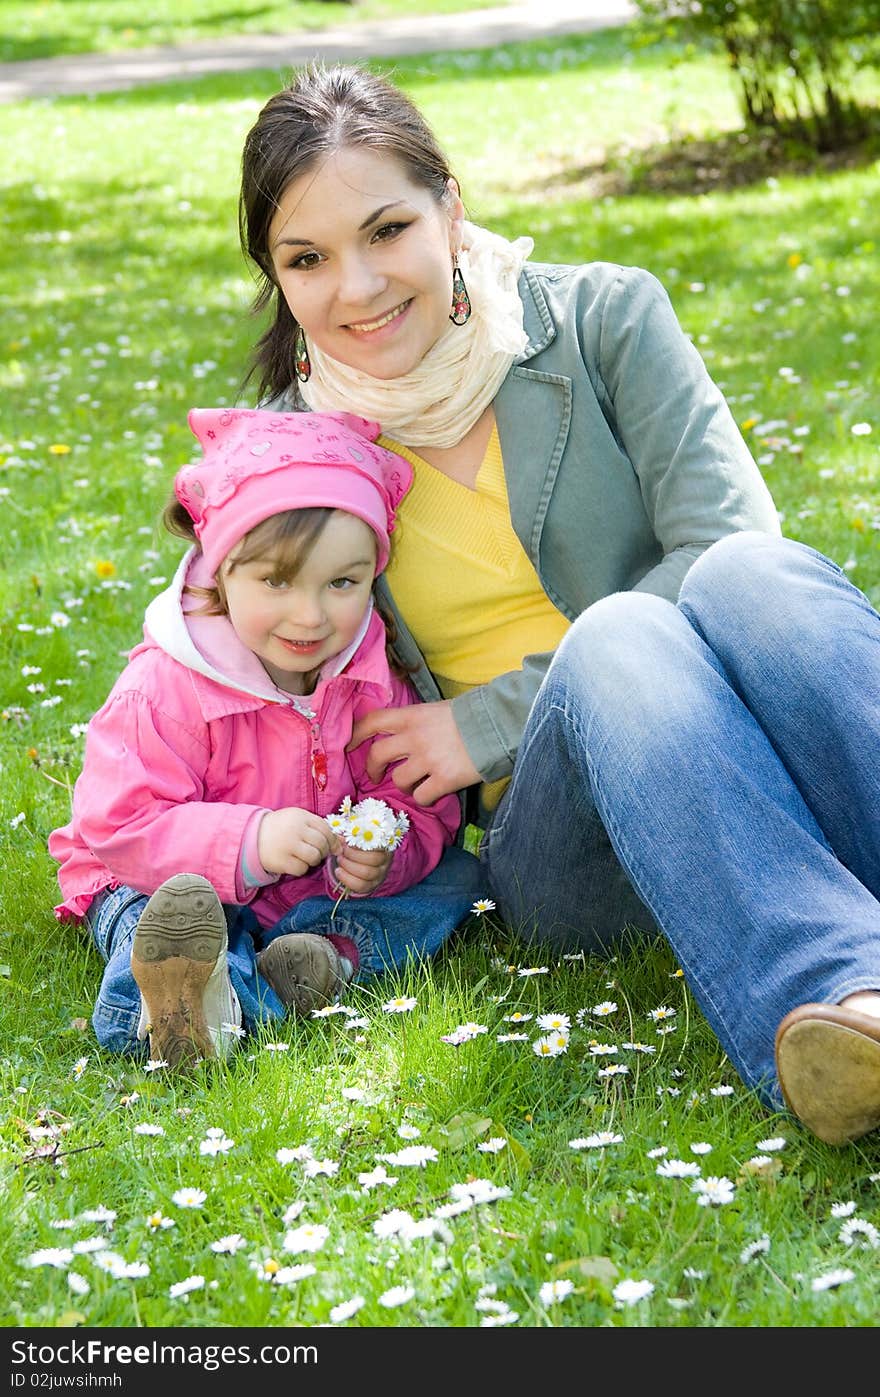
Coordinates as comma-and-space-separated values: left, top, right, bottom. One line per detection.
221, 510, 377, 695
268, 146, 464, 381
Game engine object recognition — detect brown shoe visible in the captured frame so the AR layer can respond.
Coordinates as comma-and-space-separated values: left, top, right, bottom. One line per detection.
131, 874, 241, 1068
256, 934, 343, 1016
775, 1002, 880, 1145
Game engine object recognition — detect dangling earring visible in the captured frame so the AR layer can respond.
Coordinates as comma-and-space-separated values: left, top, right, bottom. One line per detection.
294, 325, 311, 382
449, 255, 471, 326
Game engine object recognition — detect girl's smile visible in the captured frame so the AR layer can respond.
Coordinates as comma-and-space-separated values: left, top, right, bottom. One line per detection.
221, 511, 377, 695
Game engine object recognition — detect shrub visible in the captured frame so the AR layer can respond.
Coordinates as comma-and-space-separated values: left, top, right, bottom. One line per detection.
634, 1, 880, 148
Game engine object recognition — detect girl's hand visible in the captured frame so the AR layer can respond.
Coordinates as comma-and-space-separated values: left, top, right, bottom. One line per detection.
258, 807, 341, 877
348, 701, 480, 805
333, 845, 392, 897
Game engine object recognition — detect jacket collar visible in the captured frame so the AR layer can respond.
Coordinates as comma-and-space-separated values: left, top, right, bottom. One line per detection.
516, 264, 558, 361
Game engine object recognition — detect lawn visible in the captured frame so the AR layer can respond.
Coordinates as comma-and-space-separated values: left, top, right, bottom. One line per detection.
0, 0, 509, 64
1, 25, 879, 1330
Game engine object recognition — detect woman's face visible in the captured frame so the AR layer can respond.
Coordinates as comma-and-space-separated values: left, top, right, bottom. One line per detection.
268, 146, 464, 380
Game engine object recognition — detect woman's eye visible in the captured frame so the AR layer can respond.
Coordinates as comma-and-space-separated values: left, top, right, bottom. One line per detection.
372, 222, 407, 243
289, 250, 322, 271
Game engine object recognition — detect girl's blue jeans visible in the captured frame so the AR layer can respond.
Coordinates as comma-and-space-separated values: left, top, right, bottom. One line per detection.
482, 532, 880, 1109
87, 845, 485, 1055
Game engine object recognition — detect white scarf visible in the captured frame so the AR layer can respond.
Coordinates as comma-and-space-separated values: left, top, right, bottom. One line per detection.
298, 221, 534, 448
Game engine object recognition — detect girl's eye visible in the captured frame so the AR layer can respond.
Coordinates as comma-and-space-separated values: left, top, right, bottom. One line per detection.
328, 577, 354, 591
263, 577, 290, 591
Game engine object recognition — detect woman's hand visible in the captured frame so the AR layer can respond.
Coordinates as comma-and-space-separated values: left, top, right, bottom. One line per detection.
333, 845, 392, 897
258, 807, 341, 877
348, 701, 480, 805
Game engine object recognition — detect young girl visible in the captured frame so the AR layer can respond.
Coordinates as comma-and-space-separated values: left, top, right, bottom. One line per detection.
233, 63, 880, 1147
49, 408, 484, 1069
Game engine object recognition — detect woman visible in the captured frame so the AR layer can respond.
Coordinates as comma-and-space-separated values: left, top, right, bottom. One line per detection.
237, 63, 880, 1146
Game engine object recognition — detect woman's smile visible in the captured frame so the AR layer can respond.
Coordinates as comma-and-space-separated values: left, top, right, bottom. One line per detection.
345, 299, 413, 337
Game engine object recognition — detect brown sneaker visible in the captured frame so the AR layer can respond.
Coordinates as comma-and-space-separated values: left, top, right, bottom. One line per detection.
256, 933, 343, 1016
775, 1001, 880, 1145
131, 874, 241, 1068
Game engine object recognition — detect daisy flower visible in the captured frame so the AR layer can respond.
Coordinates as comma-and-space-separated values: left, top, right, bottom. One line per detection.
656, 1159, 701, 1178
648, 1005, 677, 1023
591, 1001, 618, 1017
517, 966, 549, 977
532, 1033, 568, 1058
496, 1032, 529, 1043
479, 1308, 519, 1326
739, 1236, 770, 1264
449, 1179, 511, 1205
471, 899, 496, 915
210, 1233, 247, 1254
690, 1142, 713, 1155
377, 1145, 438, 1169
358, 1165, 398, 1191
330, 1296, 365, 1323
146, 1211, 175, 1232
169, 1275, 205, 1299
67, 1272, 90, 1296
811, 1268, 855, 1292
503, 1011, 532, 1023
537, 1012, 570, 1032
588, 1042, 619, 1055
622, 1042, 656, 1054
171, 1187, 207, 1209
538, 1279, 574, 1305
569, 1131, 624, 1149
143, 1059, 169, 1072
477, 1137, 508, 1154
283, 1223, 330, 1255
382, 996, 417, 1014
441, 1022, 488, 1045
839, 1218, 879, 1249
597, 1063, 629, 1078
691, 1176, 736, 1206
25, 1248, 74, 1269
134, 1123, 165, 1137
274, 1263, 317, 1285
71, 1056, 89, 1080
613, 1278, 655, 1305
302, 1156, 339, 1178
372, 1209, 416, 1240
276, 1144, 314, 1165
199, 1131, 234, 1156
378, 1284, 415, 1308
282, 1202, 306, 1224
830, 1201, 857, 1218
755, 1137, 786, 1152
646, 1146, 668, 1159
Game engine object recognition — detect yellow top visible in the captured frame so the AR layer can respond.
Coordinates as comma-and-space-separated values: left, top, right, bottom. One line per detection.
381, 423, 571, 810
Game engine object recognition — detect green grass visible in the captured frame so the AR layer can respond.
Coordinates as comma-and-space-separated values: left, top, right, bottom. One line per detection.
1, 27, 879, 1329
0, 0, 510, 64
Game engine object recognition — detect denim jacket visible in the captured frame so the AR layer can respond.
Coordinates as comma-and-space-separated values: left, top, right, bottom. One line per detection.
277, 260, 781, 788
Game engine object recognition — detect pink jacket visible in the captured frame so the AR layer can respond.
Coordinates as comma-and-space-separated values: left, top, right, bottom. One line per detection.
49, 550, 460, 928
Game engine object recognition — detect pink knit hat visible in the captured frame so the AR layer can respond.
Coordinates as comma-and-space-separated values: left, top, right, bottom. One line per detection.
176, 408, 412, 576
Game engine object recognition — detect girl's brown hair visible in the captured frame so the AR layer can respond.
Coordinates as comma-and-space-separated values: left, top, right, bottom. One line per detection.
238, 62, 458, 404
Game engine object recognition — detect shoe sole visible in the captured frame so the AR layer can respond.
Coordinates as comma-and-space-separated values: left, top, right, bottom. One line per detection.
131, 874, 226, 1069
256, 934, 341, 1016
775, 1004, 880, 1145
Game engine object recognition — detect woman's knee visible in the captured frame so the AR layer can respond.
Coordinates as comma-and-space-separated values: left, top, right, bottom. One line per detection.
679, 530, 794, 620
548, 592, 678, 708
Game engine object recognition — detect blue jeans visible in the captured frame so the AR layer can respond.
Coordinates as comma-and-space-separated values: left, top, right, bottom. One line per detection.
482, 532, 880, 1109
88, 845, 485, 1055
